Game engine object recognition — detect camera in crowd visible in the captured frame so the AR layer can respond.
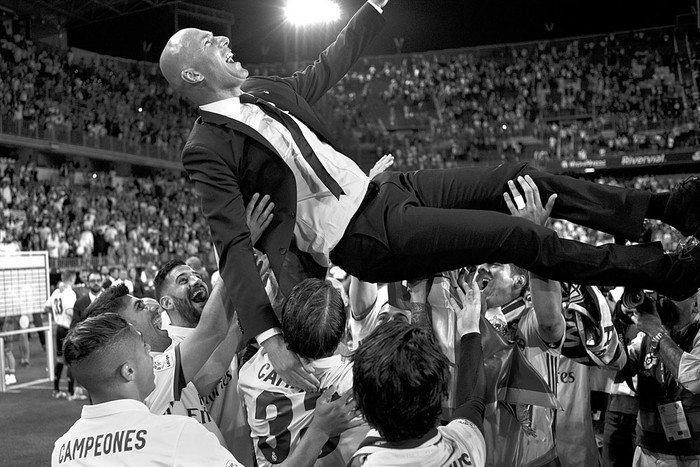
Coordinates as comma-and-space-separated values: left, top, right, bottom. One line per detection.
620, 288, 653, 310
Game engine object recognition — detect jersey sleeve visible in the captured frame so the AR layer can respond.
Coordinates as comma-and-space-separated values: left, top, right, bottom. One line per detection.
442, 419, 487, 467
145, 345, 185, 414
520, 309, 563, 355
62, 289, 77, 312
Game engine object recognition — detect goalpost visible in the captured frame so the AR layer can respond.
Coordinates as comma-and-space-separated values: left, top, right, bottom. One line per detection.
0, 251, 52, 392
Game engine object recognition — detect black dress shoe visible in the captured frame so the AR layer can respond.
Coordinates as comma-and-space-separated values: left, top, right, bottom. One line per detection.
657, 236, 700, 301
665, 176, 700, 236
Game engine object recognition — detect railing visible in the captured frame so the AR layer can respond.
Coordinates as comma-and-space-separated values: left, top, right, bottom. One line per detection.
46, 252, 198, 272
0, 113, 183, 167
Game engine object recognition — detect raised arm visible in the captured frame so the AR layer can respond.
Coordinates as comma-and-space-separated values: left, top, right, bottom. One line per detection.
277, 1, 387, 105
449, 271, 486, 430
505, 175, 564, 344
178, 278, 231, 392
349, 275, 378, 321
192, 314, 244, 398
183, 134, 280, 340
529, 273, 565, 345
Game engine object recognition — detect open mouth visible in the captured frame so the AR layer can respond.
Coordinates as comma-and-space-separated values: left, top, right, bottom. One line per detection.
476, 273, 492, 290
190, 286, 208, 303
152, 313, 162, 330
225, 51, 235, 63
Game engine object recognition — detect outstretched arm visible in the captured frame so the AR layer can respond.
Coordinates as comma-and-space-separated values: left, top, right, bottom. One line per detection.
279, 1, 387, 105
349, 276, 378, 321
529, 273, 565, 345
449, 271, 486, 430
184, 140, 319, 392
179, 278, 231, 390
505, 175, 564, 344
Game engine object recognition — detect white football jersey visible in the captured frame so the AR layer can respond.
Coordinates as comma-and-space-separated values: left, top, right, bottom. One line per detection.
46, 287, 77, 329
350, 420, 486, 467
166, 325, 253, 465
144, 342, 226, 447
51, 399, 239, 467
238, 350, 369, 467
555, 357, 600, 467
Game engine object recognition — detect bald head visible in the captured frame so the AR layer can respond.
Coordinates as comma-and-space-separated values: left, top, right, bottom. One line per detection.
160, 28, 249, 105
159, 28, 195, 92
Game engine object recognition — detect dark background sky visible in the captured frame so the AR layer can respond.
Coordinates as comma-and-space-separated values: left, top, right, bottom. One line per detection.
66, 0, 698, 65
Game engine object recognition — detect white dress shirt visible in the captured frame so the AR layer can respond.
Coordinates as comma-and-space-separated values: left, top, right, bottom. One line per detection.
200, 96, 370, 268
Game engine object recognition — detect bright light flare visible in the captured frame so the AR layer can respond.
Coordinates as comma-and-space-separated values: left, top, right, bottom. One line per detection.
285, 0, 340, 25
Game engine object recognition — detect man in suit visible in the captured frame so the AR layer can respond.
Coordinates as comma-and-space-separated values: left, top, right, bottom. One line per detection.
72, 270, 103, 326
160, 0, 700, 391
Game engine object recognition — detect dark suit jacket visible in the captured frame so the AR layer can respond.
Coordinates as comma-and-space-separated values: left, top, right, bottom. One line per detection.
182, 3, 385, 339
71, 293, 93, 327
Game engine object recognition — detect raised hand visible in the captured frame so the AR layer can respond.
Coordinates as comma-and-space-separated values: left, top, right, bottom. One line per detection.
503, 175, 557, 227
311, 388, 363, 437
368, 154, 394, 179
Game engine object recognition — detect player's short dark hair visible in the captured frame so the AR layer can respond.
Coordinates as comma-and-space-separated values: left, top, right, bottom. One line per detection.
63, 313, 132, 366
61, 269, 77, 282
87, 270, 101, 280
282, 278, 346, 359
84, 283, 130, 320
352, 321, 449, 442
154, 259, 186, 300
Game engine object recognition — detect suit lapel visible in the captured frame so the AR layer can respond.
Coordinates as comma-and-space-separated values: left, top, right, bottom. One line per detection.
198, 109, 282, 158
241, 87, 336, 146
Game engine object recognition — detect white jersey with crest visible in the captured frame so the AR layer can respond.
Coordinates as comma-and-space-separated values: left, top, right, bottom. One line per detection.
51, 399, 240, 467
144, 342, 226, 447
46, 287, 77, 329
238, 349, 369, 467
349, 419, 486, 467
166, 325, 253, 465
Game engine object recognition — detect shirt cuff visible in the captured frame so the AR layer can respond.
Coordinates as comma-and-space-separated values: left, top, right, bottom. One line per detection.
256, 327, 282, 345
367, 1, 383, 14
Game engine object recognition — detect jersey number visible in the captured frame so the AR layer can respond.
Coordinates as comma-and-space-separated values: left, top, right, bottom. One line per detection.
254, 390, 340, 464
53, 298, 64, 315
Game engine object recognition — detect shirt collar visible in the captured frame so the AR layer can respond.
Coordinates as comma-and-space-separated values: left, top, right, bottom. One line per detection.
306, 353, 344, 370
200, 96, 243, 119
360, 428, 441, 450
81, 399, 149, 419
165, 324, 195, 340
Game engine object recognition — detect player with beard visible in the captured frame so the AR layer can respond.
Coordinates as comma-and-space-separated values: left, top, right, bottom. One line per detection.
84, 279, 234, 445
154, 259, 252, 463
72, 271, 104, 326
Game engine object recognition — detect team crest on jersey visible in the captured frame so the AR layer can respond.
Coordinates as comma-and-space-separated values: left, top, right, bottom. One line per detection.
643, 353, 658, 370
153, 353, 174, 372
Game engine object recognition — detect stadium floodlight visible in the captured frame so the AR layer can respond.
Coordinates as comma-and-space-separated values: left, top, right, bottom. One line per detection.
284, 0, 340, 25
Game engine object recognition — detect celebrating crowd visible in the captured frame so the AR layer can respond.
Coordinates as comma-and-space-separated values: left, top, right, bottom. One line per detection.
3, 0, 700, 466
1, 9, 699, 172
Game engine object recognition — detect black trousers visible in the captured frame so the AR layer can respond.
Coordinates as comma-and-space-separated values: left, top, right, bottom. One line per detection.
331, 162, 671, 289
